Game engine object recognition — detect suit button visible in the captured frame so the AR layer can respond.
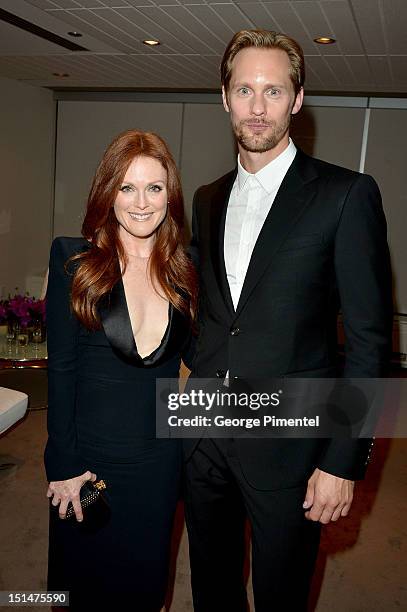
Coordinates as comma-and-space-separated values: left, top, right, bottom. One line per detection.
216, 369, 226, 378
230, 327, 240, 336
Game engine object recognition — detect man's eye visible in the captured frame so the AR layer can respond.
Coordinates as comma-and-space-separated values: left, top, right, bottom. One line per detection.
268, 89, 280, 96
238, 87, 250, 95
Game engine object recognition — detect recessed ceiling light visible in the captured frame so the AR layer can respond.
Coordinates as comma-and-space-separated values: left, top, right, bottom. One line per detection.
314, 36, 336, 44
68, 31, 82, 38
52, 72, 70, 78
143, 39, 160, 46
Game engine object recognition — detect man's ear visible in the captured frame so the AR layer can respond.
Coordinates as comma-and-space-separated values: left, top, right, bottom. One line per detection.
222, 86, 230, 113
291, 87, 304, 116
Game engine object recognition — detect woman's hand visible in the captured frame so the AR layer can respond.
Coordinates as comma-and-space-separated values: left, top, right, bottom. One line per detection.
47, 470, 97, 522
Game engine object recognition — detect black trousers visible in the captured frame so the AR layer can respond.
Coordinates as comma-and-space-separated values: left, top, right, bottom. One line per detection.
184, 438, 321, 612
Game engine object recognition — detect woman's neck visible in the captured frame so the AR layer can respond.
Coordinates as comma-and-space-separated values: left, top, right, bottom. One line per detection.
119, 228, 155, 259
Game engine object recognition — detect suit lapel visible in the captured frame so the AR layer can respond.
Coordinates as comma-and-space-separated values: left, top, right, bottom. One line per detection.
99, 275, 181, 366
210, 169, 236, 316
99, 277, 142, 363
235, 150, 319, 317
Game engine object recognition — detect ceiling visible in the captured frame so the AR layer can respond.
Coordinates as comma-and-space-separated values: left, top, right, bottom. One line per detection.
0, 0, 406, 93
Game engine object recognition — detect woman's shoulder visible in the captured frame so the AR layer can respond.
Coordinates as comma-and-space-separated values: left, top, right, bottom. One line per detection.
51, 236, 92, 259
49, 237, 92, 276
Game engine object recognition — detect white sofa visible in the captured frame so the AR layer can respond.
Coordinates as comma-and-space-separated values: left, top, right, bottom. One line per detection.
0, 387, 28, 435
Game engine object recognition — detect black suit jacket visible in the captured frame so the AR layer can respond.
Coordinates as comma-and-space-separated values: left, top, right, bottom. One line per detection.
187, 149, 393, 490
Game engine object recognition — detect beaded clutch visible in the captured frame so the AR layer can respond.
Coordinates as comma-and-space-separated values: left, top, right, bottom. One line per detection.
64, 479, 108, 519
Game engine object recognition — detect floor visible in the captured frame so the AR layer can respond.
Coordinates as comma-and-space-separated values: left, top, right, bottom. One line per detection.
0, 375, 406, 611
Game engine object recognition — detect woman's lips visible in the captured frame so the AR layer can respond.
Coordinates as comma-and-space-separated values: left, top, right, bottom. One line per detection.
128, 212, 153, 221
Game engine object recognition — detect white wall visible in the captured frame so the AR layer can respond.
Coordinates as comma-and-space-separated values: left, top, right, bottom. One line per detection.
54, 101, 183, 237
180, 102, 236, 227
0, 76, 55, 299
364, 107, 407, 315
53, 94, 407, 314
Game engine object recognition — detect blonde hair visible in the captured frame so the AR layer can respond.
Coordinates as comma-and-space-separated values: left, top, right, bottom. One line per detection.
221, 29, 305, 96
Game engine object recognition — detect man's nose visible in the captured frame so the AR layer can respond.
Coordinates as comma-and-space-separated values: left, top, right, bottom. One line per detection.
251, 93, 266, 116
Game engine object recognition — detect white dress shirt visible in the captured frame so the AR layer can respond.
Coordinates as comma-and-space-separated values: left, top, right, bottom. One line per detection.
224, 138, 297, 310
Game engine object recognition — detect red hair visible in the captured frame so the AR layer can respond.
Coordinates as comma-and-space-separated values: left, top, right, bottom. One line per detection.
69, 129, 197, 328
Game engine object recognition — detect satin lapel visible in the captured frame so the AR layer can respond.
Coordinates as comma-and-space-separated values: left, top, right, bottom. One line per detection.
210, 169, 237, 316
235, 151, 319, 318
99, 277, 141, 362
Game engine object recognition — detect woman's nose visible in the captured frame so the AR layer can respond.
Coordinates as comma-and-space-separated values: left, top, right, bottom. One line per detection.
134, 191, 148, 209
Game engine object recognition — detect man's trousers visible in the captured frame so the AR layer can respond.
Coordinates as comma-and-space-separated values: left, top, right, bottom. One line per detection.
184, 438, 322, 612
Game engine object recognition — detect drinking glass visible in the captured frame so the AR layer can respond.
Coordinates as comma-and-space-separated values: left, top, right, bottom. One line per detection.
32, 327, 42, 351
17, 332, 29, 347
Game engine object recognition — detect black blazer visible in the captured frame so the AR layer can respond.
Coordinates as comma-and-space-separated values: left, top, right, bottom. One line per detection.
187, 149, 393, 490
45, 237, 192, 482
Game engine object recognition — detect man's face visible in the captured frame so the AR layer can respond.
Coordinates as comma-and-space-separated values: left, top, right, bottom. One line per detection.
223, 47, 303, 154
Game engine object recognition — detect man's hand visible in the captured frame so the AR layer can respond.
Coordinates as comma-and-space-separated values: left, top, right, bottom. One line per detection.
303, 468, 354, 524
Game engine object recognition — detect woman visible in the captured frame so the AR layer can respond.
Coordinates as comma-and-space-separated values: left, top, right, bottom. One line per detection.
45, 129, 196, 611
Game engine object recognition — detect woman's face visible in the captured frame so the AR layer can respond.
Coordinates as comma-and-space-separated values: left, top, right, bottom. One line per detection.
114, 155, 168, 243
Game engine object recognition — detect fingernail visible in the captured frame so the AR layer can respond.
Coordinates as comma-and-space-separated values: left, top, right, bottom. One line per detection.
303, 501, 309, 508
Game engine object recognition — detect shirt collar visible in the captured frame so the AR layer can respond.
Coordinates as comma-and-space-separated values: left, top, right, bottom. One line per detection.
237, 138, 297, 194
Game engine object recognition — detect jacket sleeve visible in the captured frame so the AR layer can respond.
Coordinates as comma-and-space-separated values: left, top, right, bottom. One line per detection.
317, 173, 393, 480
44, 237, 88, 482
181, 331, 196, 371
183, 188, 204, 373
188, 188, 201, 271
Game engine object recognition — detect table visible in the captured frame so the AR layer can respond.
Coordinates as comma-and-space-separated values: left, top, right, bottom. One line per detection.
0, 339, 47, 369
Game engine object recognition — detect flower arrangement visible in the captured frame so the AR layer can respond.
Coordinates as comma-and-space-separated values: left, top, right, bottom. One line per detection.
0, 291, 46, 327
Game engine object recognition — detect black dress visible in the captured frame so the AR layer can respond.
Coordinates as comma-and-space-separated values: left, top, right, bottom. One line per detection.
45, 237, 192, 611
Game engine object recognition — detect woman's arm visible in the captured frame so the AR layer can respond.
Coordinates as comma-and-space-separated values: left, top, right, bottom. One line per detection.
44, 237, 90, 482
45, 238, 97, 520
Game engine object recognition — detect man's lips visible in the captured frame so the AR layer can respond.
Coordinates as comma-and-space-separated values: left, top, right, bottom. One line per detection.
244, 122, 271, 132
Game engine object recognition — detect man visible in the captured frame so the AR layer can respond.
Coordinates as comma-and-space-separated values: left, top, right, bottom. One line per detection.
184, 30, 393, 611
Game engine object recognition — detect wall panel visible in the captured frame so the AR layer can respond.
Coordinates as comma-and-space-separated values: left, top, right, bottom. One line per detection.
364, 108, 407, 313
53, 94, 406, 314
0, 76, 54, 298
54, 101, 183, 237
291, 106, 365, 170
180, 103, 236, 226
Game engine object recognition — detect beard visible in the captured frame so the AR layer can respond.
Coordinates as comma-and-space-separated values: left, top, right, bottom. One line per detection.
233, 115, 291, 153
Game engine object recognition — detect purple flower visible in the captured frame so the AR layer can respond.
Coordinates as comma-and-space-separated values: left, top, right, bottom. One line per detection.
1, 293, 46, 326
9, 295, 31, 320
0, 302, 7, 324
29, 298, 46, 323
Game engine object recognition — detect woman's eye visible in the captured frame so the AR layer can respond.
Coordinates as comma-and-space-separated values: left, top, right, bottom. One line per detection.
119, 185, 133, 193
148, 185, 163, 192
